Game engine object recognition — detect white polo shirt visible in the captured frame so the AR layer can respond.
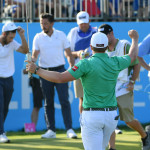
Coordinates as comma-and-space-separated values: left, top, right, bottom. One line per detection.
33, 29, 70, 68
0, 40, 21, 78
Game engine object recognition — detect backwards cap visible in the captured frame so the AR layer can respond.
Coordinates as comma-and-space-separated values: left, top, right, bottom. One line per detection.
98, 24, 113, 35
91, 32, 108, 48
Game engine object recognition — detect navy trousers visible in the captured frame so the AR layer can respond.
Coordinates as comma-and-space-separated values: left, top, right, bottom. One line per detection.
40, 66, 72, 132
0, 76, 14, 134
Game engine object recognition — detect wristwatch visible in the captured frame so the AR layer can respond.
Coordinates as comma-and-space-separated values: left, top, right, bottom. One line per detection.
130, 80, 135, 84
34, 66, 40, 74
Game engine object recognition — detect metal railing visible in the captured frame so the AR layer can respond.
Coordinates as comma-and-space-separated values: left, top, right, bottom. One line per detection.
0, 0, 150, 22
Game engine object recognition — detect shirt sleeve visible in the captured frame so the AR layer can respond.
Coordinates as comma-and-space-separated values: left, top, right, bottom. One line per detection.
13, 40, 21, 51
32, 34, 40, 51
67, 30, 71, 43
115, 55, 131, 71
125, 43, 139, 66
61, 32, 70, 50
68, 59, 90, 79
138, 34, 150, 57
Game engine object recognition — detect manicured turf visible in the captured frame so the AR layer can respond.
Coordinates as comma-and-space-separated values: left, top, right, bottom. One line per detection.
0, 128, 142, 150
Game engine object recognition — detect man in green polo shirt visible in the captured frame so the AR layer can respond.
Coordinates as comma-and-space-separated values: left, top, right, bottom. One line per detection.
26, 30, 139, 150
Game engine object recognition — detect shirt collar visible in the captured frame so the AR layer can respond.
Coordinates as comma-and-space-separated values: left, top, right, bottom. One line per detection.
92, 53, 108, 58
42, 28, 56, 37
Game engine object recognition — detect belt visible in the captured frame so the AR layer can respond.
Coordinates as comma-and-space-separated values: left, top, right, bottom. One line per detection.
83, 107, 117, 111
41, 65, 64, 71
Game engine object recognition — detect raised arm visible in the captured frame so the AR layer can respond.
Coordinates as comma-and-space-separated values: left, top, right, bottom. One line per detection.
127, 30, 139, 63
16, 27, 29, 54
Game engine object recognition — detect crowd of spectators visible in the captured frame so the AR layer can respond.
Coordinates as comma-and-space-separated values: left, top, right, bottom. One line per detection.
0, 0, 149, 22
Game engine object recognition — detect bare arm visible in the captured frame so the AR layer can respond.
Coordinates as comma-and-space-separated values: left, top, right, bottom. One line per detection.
25, 60, 76, 83
138, 56, 150, 71
32, 50, 40, 62
64, 47, 75, 67
16, 27, 29, 54
130, 63, 141, 81
127, 30, 139, 64
127, 63, 141, 91
70, 51, 83, 58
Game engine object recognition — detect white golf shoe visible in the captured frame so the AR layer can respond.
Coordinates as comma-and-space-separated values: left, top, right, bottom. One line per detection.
41, 130, 56, 138
115, 127, 122, 134
67, 129, 77, 139
0, 133, 10, 143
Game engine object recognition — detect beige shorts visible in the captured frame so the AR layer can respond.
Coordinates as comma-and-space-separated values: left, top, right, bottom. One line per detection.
74, 79, 83, 98
117, 92, 134, 122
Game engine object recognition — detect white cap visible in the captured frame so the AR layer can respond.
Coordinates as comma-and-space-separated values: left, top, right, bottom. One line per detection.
2, 22, 18, 32
76, 11, 89, 25
91, 32, 108, 48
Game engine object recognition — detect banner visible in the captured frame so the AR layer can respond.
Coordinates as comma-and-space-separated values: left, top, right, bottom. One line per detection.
0, 22, 150, 131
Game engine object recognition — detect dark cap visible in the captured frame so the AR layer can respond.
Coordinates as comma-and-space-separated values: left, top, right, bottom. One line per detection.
98, 24, 113, 35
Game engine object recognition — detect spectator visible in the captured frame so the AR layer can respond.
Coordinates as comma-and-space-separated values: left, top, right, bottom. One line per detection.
122, 0, 134, 21
11, 0, 26, 18
31, 13, 77, 139
99, 24, 149, 150
82, 0, 101, 17
2, 0, 26, 21
34, 0, 49, 18
35, 0, 72, 19
109, 0, 123, 21
0, 22, 28, 143
2, 0, 19, 19
67, 11, 97, 114
72, 0, 82, 16
138, 0, 149, 21
138, 34, 150, 74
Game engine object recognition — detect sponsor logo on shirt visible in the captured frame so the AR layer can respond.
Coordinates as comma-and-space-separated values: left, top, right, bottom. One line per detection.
72, 66, 78, 72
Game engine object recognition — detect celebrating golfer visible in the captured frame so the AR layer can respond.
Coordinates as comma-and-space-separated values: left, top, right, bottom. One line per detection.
26, 30, 139, 150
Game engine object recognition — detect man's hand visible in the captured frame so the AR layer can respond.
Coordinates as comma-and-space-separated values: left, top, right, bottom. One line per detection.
128, 30, 139, 41
23, 69, 28, 74
17, 27, 25, 37
128, 30, 139, 64
126, 82, 134, 92
25, 60, 37, 73
79, 48, 90, 59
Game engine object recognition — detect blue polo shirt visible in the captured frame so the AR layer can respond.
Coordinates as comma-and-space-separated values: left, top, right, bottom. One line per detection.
138, 34, 150, 57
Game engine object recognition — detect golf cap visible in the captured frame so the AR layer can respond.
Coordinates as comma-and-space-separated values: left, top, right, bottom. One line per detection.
2, 22, 18, 32
91, 32, 108, 48
98, 24, 113, 35
76, 11, 89, 25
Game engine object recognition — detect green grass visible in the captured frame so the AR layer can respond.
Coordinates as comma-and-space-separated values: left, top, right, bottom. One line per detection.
0, 128, 142, 150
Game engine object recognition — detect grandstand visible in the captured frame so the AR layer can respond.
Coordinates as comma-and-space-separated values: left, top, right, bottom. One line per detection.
0, 0, 149, 22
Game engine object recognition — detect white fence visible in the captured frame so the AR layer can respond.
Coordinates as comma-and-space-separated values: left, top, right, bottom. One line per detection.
0, 0, 150, 22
